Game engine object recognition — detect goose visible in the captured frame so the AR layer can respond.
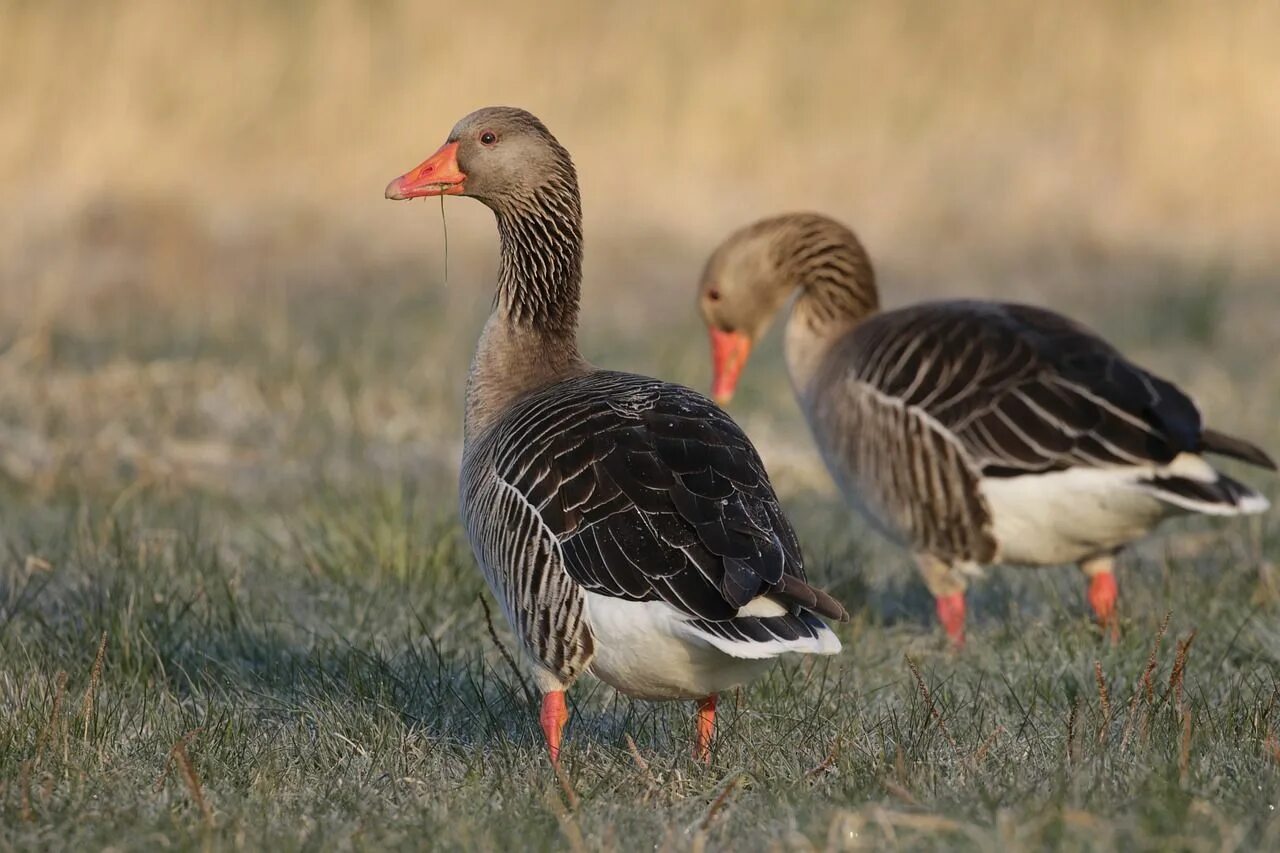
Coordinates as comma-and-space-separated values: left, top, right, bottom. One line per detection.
385, 111, 847, 765
697, 212, 1274, 647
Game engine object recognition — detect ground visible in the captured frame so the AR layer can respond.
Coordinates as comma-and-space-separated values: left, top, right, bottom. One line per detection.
1, 206, 1277, 850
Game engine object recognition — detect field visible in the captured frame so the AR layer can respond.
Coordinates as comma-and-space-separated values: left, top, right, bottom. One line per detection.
2, 1, 1280, 850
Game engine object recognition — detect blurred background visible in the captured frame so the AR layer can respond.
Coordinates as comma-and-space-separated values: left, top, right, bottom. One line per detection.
2, 0, 1278, 510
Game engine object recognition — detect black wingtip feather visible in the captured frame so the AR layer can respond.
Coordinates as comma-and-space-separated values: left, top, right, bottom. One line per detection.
776, 575, 851, 623
1199, 428, 1277, 471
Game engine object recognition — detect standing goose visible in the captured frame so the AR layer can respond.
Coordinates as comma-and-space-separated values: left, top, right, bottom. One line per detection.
385, 110, 846, 765
698, 212, 1273, 647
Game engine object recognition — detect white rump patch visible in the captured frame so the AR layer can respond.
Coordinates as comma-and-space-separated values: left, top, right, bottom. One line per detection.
582, 592, 840, 701
982, 453, 1267, 565
735, 596, 788, 618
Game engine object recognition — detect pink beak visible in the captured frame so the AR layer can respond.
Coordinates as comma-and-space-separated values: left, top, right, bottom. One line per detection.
709, 328, 753, 405
385, 141, 466, 200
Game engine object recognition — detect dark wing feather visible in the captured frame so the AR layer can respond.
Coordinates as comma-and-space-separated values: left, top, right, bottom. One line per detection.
1198, 428, 1277, 471
490, 372, 847, 623
847, 301, 1205, 477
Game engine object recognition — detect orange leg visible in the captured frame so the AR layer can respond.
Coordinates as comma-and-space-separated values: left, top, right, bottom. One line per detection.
694, 694, 718, 764
1081, 554, 1120, 642
540, 690, 568, 765
935, 592, 966, 649
916, 554, 967, 649
1087, 570, 1120, 642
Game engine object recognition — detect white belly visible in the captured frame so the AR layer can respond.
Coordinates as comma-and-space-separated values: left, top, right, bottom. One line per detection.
981, 467, 1175, 565
582, 594, 775, 701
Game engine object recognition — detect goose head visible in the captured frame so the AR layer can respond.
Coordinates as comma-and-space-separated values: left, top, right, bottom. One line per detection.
698, 213, 877, 405
697, 221, 797, 405
385, 106, 577, 213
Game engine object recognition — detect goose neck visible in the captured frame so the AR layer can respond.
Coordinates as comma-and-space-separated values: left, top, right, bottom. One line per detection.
465, 186, 587, 438
780, 248, 878, 400
492, 187, 583, 335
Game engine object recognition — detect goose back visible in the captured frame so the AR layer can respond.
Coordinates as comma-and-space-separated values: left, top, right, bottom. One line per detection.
839, 301, 1203, 475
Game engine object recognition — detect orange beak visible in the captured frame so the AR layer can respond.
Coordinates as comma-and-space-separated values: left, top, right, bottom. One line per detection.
709, 328, 753, 406
385, 141, 466, 200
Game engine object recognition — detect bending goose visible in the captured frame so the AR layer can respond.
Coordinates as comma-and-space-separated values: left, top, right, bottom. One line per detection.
698, 212, 1274, 646
385, 110, 846, 764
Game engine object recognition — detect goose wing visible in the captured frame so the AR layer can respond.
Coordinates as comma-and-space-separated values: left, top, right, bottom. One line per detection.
847, 301, 1204, 477
486, 371, 846, 639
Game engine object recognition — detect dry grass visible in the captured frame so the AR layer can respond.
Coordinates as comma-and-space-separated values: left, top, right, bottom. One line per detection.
2, 503, 1278, 849
4, 0, 1280, 253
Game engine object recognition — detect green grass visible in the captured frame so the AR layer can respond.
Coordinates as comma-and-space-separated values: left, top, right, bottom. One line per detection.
3, 267, 1280, 852
3, 489, 1279, 851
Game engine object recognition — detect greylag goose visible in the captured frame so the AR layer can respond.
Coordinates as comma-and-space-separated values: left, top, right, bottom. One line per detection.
385, 111, 847, 765
698, 212, 1274, 646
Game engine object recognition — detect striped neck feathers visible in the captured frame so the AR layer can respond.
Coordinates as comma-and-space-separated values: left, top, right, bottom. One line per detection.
777, 217, 879, 337
768, 217, 878, 400
465, 178, 586, 438
491, 176, 584, 339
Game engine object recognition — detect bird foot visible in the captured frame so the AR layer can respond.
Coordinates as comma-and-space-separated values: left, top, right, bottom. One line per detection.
694, 694, 717, 764
540, 691, 568, 766
935, 593, 966, 649
1087, 572, 1119, 642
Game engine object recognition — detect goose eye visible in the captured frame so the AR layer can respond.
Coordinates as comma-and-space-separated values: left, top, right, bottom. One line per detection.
479, 131, 497, 145
706, 289, 722, 302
